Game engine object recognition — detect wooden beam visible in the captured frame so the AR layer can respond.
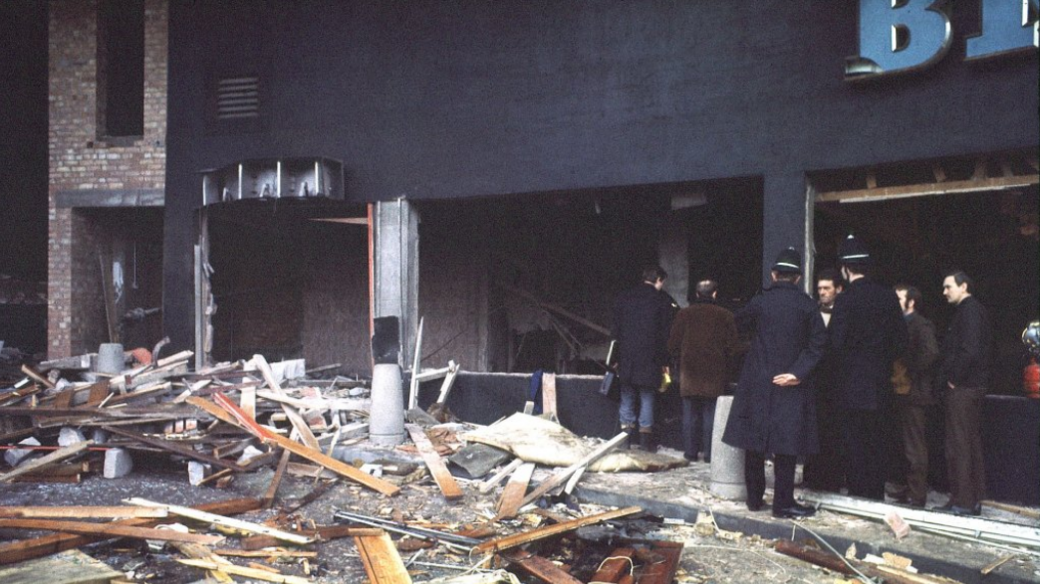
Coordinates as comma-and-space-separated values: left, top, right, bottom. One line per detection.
498, 284, 611, 337
354, 530, 413, 584
436, 360, 460, 404
635, 542, 683, 584
478, 458, 524, 494
589, 548, 635, 584
816, 174, 1039, 203
408, 317, 425, 410
541, 373, 557, 420
473, 506, 641, 554
127, 497, 313, 545
102, 425, 245, 472
190, 395, 400, 496
0, 518, 224, 545
263, 449, 292, 508
495, 462, 535, 520
178, 559, 311, 584
502, 549, 583, 584
519, 432, 628, 508
251, 354, 320, 450
405, 423, 464, 501
0, 498, 261, 566
0, 506, 168, 519
0, 441, 92, 483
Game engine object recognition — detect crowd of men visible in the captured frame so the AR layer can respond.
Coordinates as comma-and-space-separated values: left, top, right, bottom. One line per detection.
612, 235, 993, 519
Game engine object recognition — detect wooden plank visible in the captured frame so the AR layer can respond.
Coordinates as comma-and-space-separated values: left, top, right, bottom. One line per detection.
20, 364, 55, 389
126, 497, 314, 545
178, 559, 310, 584
495, 462, 535, 520
589, 548, 635, 584
0, 518, 224, 545
0, 441, 92, 483
252, 354, 320, 450
408, 317, 424, 410
503, 549, 583, 584
636, 542, 683, 584
263, 448, 292, 508
102, 425, 245, 471
213, 549, 318, 559
241, 383, 257, 421
355, 530, 413, 584
436, 360, 459, 404
405, 423, 463, 501
0, 549, 121, 584
478, 457, 524, 494
171, 542, 235, 584
816, 173, 1039, 203
541, 373, 557, 419
519, 432, 627, 507
190, 395, 400, 496
0, 506, 168, 519
473, 506, 641, 554
0, 498, 261, 566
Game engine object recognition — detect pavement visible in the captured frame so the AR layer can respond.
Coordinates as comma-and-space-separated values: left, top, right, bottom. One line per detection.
571, 448, 1040, 584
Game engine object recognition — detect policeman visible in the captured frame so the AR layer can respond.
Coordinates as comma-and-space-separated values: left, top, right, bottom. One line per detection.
723, 248, 827, 518
829, 235, 908, 501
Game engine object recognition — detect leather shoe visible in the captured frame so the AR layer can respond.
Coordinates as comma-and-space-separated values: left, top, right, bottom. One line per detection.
938, 503, 981, 516
772, 504, 816, 519
746, 500, 765, 512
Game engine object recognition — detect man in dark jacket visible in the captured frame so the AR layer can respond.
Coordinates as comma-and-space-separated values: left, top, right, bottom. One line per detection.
891, 284, 940, 507
722, 248, 827, 518
939, 270, 992, 515
667, 279, 740, 463
613, 265, 676, 452
829, 235, 908, 501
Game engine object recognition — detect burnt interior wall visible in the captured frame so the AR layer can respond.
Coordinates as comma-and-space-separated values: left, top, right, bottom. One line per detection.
206, 201, 369, 373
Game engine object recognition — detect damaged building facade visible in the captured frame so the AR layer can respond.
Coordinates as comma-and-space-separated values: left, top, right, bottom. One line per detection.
47, 2, 1038, 501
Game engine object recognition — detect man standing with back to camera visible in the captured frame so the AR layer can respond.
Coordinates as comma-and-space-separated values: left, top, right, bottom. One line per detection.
723, 248, 827, 518
613, 265, 676, 453
828, 234, 908, 501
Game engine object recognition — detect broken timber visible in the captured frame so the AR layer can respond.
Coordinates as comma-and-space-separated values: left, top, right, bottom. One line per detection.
0, 506, 168, 519
354, 529, 413, 584
126, 497, 314, 545
0, 518, 224, 545
405, 423, 464, 501
495, 462, 536, 520
519, 432, 628, 507
251, 354, 320, 450
188, 395, 400, 496
502, 549, 583, 584
102, 425, 247, 472
0, 441, 92, 483
473, 506, 642, 554
178, 559, 311, 584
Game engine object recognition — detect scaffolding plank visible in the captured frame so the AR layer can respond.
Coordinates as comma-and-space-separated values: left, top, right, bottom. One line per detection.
355, 530, 412, 584
406, 423, 464, 501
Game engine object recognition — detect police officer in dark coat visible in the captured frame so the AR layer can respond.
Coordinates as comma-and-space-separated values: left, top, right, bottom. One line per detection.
722, 248, 827, 518
613, 265, 677, 452
829, 235, 908, 501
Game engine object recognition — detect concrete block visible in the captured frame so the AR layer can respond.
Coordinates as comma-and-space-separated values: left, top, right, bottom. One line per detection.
236, 445, 265, 466
58, 427, 87, 447
188, 461, 211, 486
4, 437, 41, 467
104, 448, 134, 478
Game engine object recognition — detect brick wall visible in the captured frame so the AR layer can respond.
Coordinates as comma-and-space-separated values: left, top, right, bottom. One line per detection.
48, 0, 167, 358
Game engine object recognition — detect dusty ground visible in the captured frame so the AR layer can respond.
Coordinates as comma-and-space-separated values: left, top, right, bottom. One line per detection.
0, 447, 862, 584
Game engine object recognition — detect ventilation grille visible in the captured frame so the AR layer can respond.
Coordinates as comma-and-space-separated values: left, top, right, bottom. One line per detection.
216, 76, 259, 120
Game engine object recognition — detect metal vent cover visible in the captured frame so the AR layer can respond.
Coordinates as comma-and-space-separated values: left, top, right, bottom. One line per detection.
216, 76, 259, 120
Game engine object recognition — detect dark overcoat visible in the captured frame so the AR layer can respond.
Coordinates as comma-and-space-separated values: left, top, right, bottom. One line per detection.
902, 312, 940, 406
613, 283, 675, 388
667, 300, 740, 398
942, 295, 993, 389
722, 281, 827, 456
829, 278, 908, 411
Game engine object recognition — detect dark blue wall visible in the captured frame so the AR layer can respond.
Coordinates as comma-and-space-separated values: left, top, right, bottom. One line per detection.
163, 1, 1039, 348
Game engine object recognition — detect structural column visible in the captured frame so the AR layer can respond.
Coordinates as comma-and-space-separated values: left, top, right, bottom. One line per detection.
371, 199, 420, 368
761, 172, 813, 291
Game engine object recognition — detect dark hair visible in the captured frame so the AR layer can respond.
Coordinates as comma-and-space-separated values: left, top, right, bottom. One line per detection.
773, 271, 800, 283
894, 283, 922, 307
943, 270, 973, 293
816, 268, 843, 288
695, 280, 718, 299
642, 265, 668, 283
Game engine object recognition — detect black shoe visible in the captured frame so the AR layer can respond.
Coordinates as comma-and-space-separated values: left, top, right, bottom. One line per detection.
639, 432, 657, 453
620, 427, 635, 450
747, 501, 765, 512
683, 452, 697, 462
772, 504, 816, 519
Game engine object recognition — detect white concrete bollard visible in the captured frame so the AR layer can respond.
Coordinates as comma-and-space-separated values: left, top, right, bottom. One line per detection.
369, 363, 405, 446
709, 395, 747, 500
97, 343, 125, 375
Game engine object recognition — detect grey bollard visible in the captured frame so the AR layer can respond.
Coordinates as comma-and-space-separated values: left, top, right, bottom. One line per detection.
709, 395, 747, 500
369, 363, 405, 446
97, 343, 125, 375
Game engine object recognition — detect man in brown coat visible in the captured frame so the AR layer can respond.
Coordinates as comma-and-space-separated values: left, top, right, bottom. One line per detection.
668, 280, 740, 462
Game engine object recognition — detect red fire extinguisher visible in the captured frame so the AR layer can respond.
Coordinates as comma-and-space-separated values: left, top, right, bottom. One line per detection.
1025, 358, 1040, 399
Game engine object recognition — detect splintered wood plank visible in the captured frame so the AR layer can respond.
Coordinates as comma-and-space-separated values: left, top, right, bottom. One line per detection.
355, 530, 413, 584
478, 458, 523, 494
636, 542, 683, 584
178, 559, 310, 584
519, 432, 627, 507
473, 506, 641, 554
0, 518, 224, 545
495, 462, 535, 520
502, 549, 583, 584
171, 542, 235, 584
541, 373, 557, 419
0, 506, 168, 519
126, 498, 313, 545
0, 549, 121, 584
405, 423, 463, 501
0, 441, 92, 483
590, 548, 635, 584
262, 449, 292, 508
252, 354, 320, 450
102, 425, 245, 471
190, 395, 400, 497
0, 498, 261, 566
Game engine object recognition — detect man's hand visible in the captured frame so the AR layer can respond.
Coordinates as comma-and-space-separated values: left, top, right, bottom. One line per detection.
772, 373, 800, 387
